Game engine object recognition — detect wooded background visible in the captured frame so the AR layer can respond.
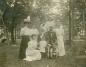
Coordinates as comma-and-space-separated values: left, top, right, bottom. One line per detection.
0, 0, 86, 43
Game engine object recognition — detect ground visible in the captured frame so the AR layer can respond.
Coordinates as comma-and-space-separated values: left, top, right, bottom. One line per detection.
0, 40, 86, 67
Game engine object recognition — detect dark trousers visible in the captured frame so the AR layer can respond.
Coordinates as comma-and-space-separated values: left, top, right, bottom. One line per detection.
46, 44, 56, 58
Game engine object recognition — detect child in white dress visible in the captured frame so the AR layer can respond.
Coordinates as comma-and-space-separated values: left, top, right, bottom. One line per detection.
24, 34, 41, 61
39, 37, 47, 58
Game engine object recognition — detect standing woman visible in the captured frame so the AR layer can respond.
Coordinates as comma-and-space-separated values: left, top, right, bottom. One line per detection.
57, 25, 65, 56
19, 16, 31, 60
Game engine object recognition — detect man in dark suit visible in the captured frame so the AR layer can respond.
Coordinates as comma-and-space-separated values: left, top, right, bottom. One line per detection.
44, 26, 57, 58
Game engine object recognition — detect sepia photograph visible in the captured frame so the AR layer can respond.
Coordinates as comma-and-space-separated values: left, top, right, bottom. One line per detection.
0, 0, 86, 67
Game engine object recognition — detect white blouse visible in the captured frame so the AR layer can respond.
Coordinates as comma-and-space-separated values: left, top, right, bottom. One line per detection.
20, 27, 32, 36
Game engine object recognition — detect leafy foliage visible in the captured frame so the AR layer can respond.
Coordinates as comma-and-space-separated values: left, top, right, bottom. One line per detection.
0, 0, 69, 42
71, 0, 86, 39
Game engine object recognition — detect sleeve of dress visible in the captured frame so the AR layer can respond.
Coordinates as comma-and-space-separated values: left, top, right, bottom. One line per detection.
36, 29, 39, 35
61, 29, 64, 36
62, 29, 64, 35
20, 28, 24, 36
27, 42, 31, 49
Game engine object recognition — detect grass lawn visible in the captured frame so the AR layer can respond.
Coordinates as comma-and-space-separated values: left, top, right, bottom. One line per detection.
0, 40, 76, 67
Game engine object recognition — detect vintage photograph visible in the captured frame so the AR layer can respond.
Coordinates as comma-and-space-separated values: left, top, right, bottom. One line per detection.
0, 0, 86, 67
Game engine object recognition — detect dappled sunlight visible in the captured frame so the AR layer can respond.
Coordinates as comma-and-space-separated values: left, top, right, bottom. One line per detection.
0, 0, 86, 67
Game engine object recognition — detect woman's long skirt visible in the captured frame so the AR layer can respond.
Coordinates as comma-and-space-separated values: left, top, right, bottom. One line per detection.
57, 36, 65, 56
19, 36, 30, 59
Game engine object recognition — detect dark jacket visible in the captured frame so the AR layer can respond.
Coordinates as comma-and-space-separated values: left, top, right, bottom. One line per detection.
44, 31, 57, 45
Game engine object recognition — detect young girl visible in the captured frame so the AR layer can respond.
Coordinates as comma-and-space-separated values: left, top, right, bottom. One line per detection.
39, 36, 47, 58
24, 34, 41, 61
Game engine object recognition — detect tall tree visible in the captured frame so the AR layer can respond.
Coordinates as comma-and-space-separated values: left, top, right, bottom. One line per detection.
2, 0, 29, 43
70, 0, 86, 39
0, 0, 69, 43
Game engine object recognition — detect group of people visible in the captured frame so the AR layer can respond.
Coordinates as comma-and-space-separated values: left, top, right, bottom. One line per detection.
19, 16, 65, 61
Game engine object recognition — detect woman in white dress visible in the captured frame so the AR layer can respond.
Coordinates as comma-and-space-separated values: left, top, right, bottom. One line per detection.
55, 25, 65, 56
24, 30, 41, 61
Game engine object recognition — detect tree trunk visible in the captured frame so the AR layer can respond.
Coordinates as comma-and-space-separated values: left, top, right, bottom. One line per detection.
10, 23, 16, 44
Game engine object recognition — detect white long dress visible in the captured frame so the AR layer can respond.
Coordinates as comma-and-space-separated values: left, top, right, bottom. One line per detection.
24, 40, 41, 61
54, 28, 65, 56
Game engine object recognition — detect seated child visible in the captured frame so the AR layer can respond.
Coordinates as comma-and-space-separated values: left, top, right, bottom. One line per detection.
24, 34, 41, 61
